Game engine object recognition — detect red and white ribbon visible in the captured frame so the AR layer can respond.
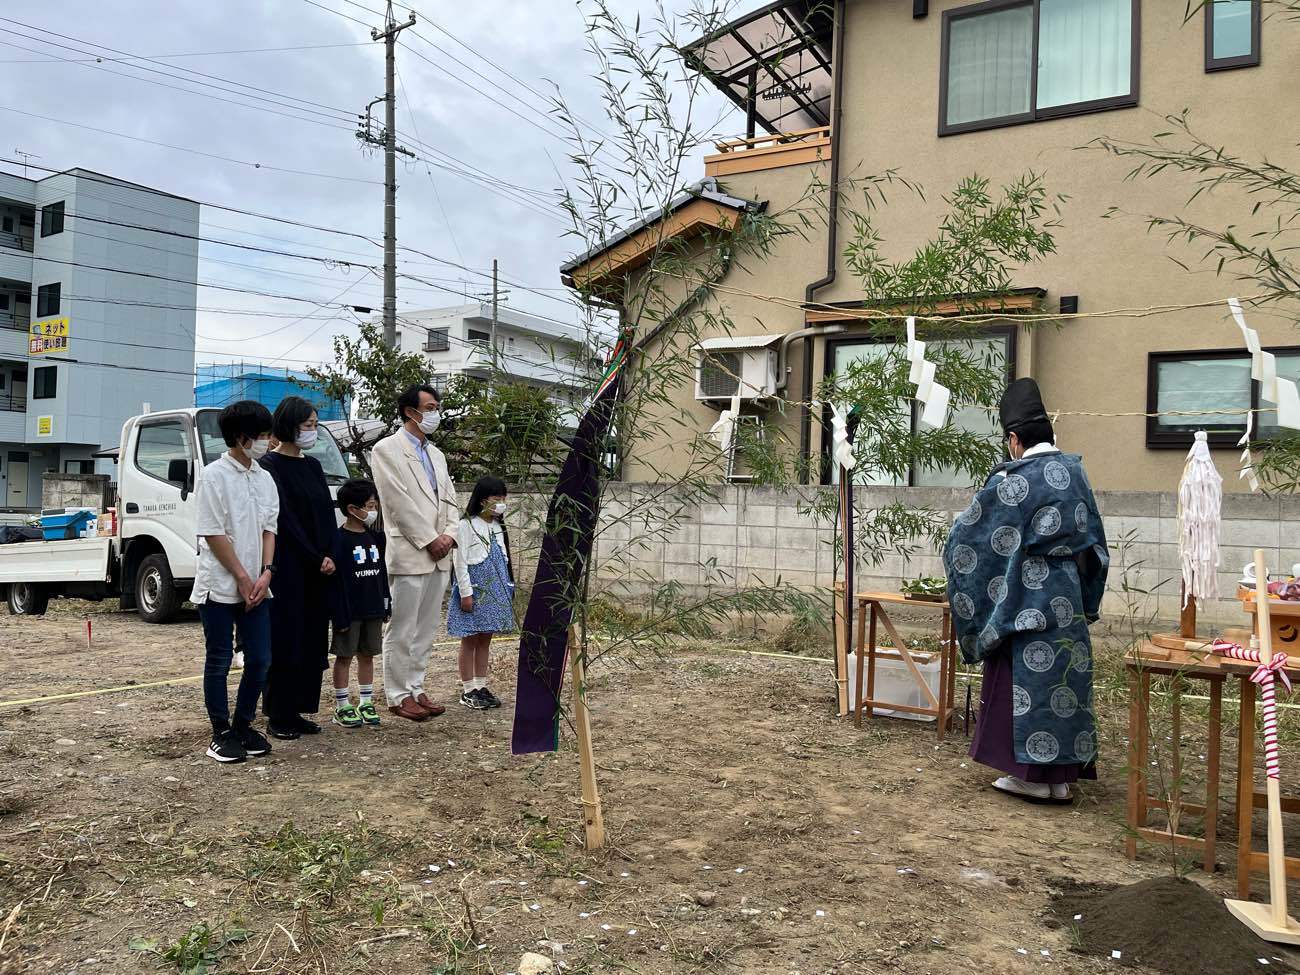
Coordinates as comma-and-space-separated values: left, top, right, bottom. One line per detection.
1213, 639, 1292, 780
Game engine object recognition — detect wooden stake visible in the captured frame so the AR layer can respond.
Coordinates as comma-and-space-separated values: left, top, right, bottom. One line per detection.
834, 475, 851, 717
1225, 549, 1300, 944
568, 627, 605, 851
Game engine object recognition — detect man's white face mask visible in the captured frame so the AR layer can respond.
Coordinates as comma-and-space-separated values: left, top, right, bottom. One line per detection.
416, 409, 441, 434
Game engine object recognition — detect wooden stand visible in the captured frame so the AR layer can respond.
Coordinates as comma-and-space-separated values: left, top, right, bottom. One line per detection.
1123, 646, 1224, 873
852, 591, 956, 740
568, 627, 605, 851
1226, 551, 1300, 944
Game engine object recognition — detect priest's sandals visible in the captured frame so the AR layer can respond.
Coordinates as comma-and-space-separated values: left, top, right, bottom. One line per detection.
992, 775, 1073, 805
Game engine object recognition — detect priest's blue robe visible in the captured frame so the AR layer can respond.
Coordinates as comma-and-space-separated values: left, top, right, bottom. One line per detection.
943, 452, 1108, 767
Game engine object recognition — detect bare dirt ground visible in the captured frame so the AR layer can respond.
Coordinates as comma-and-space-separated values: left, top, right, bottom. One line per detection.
0, 604, 1295, 975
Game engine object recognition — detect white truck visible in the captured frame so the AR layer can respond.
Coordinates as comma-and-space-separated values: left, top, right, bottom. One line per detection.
0, 407, 351, 621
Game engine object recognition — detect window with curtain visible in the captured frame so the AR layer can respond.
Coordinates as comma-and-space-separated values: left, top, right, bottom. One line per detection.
1147, 349, 1300, 448
940, 0, 1137, 135
826, 331, 1013, 487
1206, 0, 1259, 70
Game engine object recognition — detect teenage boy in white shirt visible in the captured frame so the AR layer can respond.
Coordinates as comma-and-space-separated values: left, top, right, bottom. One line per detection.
192, 400, 281, 764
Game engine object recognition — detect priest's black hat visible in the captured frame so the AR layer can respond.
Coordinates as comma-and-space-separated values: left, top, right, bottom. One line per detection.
999, 378, 1050, 434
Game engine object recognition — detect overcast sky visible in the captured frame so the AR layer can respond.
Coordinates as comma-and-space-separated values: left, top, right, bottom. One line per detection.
0, 1, 738, 370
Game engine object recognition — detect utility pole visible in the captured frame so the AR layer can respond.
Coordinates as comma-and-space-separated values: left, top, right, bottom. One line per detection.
491, 258, 499, 367
356, 2, 416, 348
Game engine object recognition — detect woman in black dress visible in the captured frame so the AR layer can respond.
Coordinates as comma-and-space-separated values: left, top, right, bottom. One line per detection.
261, 396, 337, 739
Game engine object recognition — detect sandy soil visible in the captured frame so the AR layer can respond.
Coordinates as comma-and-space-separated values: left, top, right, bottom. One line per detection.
0, 605, 1293, 975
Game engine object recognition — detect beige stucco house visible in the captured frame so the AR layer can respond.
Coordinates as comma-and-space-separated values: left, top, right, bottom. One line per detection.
562, 0, 1299, 493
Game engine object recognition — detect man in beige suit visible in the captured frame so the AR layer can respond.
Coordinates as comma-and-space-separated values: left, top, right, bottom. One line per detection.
371, 384, 459, 721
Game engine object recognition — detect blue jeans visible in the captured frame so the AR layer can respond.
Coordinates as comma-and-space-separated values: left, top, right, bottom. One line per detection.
199, 599, 271, 733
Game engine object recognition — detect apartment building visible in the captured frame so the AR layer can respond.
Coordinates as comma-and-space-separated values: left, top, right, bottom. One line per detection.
0, 167, 198, 509
562, 0, 1299, 492
394, 302, 599, 420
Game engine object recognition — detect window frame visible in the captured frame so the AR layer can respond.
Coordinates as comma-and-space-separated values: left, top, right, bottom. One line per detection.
1205, 0, 1260, 72
40, 201, 65, 238
32, 365, 57, 400
133, 417, 193, 489
938, 0, 1142, 138
36, 282, 61, 318
819, 324, 1018, 485
1146, 346, 1300, 449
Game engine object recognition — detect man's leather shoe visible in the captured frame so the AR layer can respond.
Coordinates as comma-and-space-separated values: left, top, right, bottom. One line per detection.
415, 693, 446, 717
389, 697, 428, 722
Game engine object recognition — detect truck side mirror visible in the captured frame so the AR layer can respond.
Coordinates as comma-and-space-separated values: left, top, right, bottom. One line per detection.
167, 459, 192, 499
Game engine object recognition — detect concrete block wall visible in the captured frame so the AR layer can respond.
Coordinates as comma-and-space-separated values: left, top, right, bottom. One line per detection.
41, 473, 111, 513
565, 483, 1299, 628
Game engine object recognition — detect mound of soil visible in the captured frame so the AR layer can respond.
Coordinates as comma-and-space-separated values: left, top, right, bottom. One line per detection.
1051, 876, 1296, 975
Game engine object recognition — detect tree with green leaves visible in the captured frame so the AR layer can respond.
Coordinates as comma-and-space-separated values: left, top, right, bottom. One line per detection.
306, 321, 430, 478
434, 374, 565, 484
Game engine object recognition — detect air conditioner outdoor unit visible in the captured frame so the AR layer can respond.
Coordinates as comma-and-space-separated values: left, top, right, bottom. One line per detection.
694, 336, 780, 405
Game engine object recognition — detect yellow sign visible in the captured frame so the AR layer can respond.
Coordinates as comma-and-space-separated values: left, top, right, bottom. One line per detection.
29, 316, 69, 356
36, 415, 53, 437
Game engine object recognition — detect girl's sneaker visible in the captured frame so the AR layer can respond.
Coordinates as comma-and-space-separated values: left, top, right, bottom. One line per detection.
357, 701, 381, 726
460, 689, 490, 710
479, 687, 502, 709
334, 703, 363, 729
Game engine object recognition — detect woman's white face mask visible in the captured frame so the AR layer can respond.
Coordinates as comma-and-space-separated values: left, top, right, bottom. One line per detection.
295, 428, 318, 450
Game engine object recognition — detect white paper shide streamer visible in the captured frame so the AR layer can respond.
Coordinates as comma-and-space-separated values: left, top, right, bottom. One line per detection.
830, 402, 857, 471
1228, 298, 1300, 493
905, 316, 951, 429
1178, 430, 1222, 608
709, 394, 742, 455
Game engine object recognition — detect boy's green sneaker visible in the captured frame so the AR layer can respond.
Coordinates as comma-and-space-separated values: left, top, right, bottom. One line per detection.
334, 703, 363, 729
357, 701, 381, 726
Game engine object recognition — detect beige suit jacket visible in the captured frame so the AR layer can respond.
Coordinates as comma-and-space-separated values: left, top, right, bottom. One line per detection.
370, 428, 459, 576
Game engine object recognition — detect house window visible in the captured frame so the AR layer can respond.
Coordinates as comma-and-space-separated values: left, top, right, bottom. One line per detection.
1, 216, 11, 233
940, 0, 1139, 136
1206, 0, 1259, 71
40, 201, 65, 237
64, 459, 94, 474
1146, 348, 1300, 447
425, 328, 450, 352
33, 366, 56, 399
824, 328, 1015, 487
36, 282, 61, 318
468, 328, 491, 346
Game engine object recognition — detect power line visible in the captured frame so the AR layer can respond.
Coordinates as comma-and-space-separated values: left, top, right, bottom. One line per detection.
0, 18, 360, 123
0, 106, 379, 184
0, 41, 371, 64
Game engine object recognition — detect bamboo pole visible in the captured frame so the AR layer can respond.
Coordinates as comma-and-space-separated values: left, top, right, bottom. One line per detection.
1225, 549, 1300, 944
568, 626, 606, 851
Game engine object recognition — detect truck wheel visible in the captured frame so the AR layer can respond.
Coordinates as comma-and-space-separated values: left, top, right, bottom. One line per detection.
6, 582, 49, 616
136, 554, 180, 623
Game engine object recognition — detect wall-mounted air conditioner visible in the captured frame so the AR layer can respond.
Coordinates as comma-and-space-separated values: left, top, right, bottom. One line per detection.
694, 334, 782, 406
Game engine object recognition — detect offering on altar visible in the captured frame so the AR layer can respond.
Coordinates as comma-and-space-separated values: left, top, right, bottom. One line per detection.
900, 575, 946, 602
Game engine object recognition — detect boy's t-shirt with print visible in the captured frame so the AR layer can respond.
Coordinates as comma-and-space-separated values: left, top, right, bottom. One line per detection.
331, 528, 390, 629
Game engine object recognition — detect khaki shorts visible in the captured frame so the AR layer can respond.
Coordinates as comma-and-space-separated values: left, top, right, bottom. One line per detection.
332, 618, 384, 658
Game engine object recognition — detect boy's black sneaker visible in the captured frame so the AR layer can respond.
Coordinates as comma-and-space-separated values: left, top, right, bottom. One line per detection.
235, 724, 272, 757
267, 721, 301, 741
459, 689, 490, 711
479, 687, 502, 709
206, 729, 247, 764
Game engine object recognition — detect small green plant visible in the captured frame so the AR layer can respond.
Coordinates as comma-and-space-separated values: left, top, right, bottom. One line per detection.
130, 922, 250, 975
246, 819, 382, 906
522, 811, 567, 856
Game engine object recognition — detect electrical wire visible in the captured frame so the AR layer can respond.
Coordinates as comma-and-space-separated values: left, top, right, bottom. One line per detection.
0, 41, 371, 64
0, 106, 378, 184
395, 66, 465, 265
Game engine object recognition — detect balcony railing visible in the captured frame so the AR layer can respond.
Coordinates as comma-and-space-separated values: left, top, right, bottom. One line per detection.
0, 231, 33, 253
0, 311, 30, 332
704, 126, 831, 178
0, 391, 24, 412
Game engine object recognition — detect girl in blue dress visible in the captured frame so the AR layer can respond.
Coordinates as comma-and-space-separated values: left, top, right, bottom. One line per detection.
448, 476, 515, 710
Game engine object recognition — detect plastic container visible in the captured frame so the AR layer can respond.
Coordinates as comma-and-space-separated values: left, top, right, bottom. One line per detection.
41, 509, 97, 541
846, 647, 941, 722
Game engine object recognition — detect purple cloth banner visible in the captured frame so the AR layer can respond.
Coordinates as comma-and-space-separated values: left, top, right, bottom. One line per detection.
510, 344, 623, 754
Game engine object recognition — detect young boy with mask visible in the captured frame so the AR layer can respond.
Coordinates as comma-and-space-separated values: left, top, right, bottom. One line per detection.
330, 478, 391, 728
